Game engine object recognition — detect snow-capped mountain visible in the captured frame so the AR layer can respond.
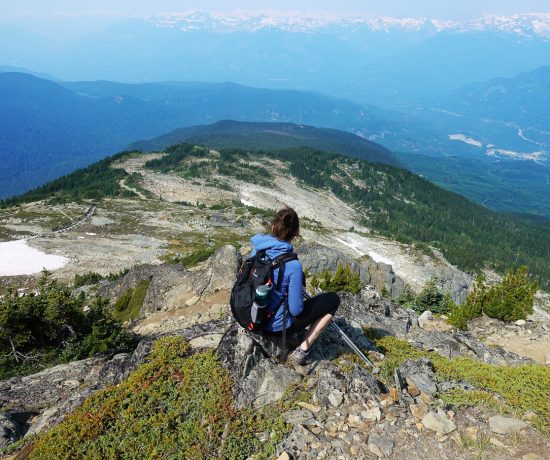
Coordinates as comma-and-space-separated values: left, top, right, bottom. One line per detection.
150, 10, 550, 38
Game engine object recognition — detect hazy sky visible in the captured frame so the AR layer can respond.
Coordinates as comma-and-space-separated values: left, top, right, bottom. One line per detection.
3, 0, 550, 20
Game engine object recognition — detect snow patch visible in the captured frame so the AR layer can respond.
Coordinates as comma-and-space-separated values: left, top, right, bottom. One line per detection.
240, 198, 254, 207
449, 134, 483, 148
334, 237, 365, 256
150, 11, 550, 38
367, 251, 395, 266
0, 240, 68, 276
85, 232, 97, 236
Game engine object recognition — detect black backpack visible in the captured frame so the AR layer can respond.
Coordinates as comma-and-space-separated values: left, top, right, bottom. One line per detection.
230, 250, 298, 332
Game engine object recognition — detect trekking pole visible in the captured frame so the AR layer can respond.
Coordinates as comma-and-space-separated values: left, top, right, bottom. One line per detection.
303, 289, 379, 372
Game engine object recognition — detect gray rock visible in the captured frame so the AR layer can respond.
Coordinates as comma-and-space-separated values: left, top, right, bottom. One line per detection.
199, 245, 242, 296
368, 433, 394, 458
488, 415, 529, 435
421, 410, 457, 435
453, 331, 531, 365
217, 323, 301, 408
98, 245, 242, 316
397, 358, 438, 396
430, 266, 472, 304
313, 363, 347, 406
418, 311, 434, 329
0, 413, 23, 448
346, 366, 386, 404
282, 423, 320, 453
328, 389, 344, 407
297, 243, 406, 298
246, 361, 302, 408
297, 242, 372, 284
282, 410, 316, 426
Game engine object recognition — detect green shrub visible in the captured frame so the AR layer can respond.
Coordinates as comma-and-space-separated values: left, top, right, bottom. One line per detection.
396, 278, 456, 315
114, 287, 133, 312
448, 267, 537, 329
180, 247, 216, 267
106, 268, 129, 282
447, 273, 486, 329
64, 298, 137, 359
414, 277, 444, 313
314, 265, 362, 294
483, 266, 537, 321
395, 285, 416, 308
73, 269, 129, 289
73, 271, 102, 288
0, 273, 136, 379
29, 337, 292, 460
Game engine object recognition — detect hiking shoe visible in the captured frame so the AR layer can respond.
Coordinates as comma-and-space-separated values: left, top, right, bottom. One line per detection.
288, 347, 310, 366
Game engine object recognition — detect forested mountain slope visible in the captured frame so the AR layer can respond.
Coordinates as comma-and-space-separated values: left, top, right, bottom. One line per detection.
3, 143, 549, 290
129, 120, 399, 166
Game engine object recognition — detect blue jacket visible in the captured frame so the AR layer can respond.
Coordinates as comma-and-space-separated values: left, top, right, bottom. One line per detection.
249, 234, 303, 332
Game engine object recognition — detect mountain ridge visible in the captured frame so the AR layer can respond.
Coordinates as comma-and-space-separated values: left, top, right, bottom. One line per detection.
149, 11, 550, 37
128, 120, 400, 167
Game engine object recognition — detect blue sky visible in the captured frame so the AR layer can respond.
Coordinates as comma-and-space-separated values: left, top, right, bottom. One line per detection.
3, 0, 550, 20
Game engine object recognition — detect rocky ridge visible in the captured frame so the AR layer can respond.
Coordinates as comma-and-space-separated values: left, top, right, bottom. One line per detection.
1, 247, 548, 459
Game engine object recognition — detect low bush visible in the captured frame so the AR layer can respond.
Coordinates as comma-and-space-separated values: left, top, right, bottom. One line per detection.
414, 277, 444, 313
0, 273, 136, 379
180, 248, 216, 267
395, 279, 456, 314
29, 337, 294, 459
311, 265, 362, 294
73, 271, 102, 288
448, 267, 537, 329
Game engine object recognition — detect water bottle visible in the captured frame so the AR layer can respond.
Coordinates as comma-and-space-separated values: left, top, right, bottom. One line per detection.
251, 284, 271, 327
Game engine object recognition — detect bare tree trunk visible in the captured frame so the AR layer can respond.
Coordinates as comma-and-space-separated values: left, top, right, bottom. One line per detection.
9, 336, 20, 362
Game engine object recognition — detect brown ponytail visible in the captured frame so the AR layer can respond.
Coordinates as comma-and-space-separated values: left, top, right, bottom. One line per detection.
271, 207, 300, 242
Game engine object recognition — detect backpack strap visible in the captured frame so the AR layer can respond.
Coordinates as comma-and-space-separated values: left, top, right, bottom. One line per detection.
272, 253, 298, 291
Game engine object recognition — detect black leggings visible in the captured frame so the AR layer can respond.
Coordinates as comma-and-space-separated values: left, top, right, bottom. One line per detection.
285, 292, 340, 335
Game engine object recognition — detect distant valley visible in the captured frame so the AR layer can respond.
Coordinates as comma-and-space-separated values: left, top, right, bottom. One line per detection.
1, 64, 549, 216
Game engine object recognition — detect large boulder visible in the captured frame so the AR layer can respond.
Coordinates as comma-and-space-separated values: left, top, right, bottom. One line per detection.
217, 323, 301, 408
336, 292, 530, 366
97, 245, 241, 316
297, 243, 372, 284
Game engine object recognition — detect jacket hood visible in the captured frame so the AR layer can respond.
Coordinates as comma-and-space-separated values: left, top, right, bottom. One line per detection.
250, 234, 293, 258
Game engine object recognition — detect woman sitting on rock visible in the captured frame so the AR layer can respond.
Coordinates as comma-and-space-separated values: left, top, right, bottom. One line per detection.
249, 207, 340, 365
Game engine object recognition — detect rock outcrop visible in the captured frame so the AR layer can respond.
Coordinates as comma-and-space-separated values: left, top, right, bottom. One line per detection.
298, 242, 406, 298
297, 242, 471, 303
97, 244, 241, 316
